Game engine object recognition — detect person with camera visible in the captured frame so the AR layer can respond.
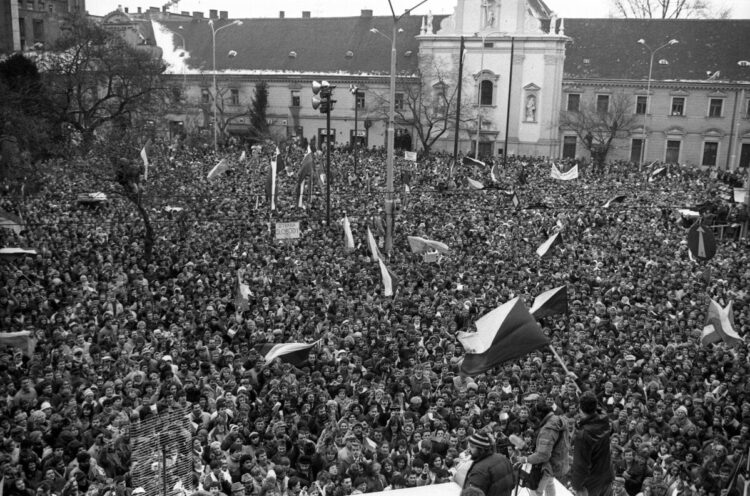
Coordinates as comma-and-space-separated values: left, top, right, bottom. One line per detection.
513, 401, 570, 496
463, 432, 515, 496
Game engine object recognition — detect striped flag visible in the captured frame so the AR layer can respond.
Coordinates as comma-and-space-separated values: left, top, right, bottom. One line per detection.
256, 341, 319, 367
603, 194, 626, 208
140, 144, 150, 180
266, 156, 278, 210
458, 297, 550, 376
530, 286, 568, 319
377, 258, 398, 297
367, 227, 382, 262
342, 216, 355, 252
207, 159, 229, 180
407, 236, 450, 254
0, 210, 23, 235
536, 232, 562, 257
468, 178, 485, 190
702, 299, 744, 347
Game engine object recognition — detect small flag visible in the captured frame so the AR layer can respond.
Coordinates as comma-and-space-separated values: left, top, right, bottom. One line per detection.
468, 178, 485, 190
377, 258, 398, 297
367, 227, 382, 262
512, 191, 520, 209
490, 163, 500, 183
256, 341, 319, 368
342, 216, 355, 252
702, 299, 744, 347
207, 159, 229, 180
0, 210, 23, 235
734, 188, 748, 204
239, 150, 247, 162
407, 236, 450, 254
297, 179, 306, 209
649, 167, 667, 182
536, 232, 562, 258
463, 156, 486, 167
603, 195, 626, 208
457, 297, 550, 376
140, 144, 149, 180
266, 157, 278, 210
529, 286, 568, 319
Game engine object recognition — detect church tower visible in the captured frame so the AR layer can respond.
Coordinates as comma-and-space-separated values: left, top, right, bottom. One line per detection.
418, 0, 567, 158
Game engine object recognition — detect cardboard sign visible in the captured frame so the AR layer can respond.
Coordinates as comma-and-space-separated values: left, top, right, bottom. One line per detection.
275, 222, 300, 240
404, 151, 417, 162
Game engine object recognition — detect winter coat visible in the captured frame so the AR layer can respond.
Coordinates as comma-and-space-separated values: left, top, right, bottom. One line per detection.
526, 412, 571, 479
570, 410, 615, 493
464, 451, 515, 496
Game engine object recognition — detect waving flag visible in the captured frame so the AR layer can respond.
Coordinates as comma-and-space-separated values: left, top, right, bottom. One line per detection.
256, 341, 319, 368
551, 164, 579, 181
0, 210, 23, 235
603, 194, 626, 208
536, 232, 562, 257
512, 191, 520, 210
140, 143, 150, 180
265, 156, 278, 210
491, 163, 500, 183
463, 156, 486, 167
342, 216, 355, 252
367, 227, 382, 262
649, 167, 667, 182
702, 299, 744, 347
530, 286, 568, 319
207, 159, 229, 180
377, 258, 398, 297
297, 147, 314, 208
407, 236, 450, 254
468, 178, 485, 190
458, 297, 550, 376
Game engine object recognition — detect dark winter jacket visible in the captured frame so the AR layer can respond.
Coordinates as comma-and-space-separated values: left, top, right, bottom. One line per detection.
464, 451, 515, 496
526, 412, 571, 479
570, 410, 614, 492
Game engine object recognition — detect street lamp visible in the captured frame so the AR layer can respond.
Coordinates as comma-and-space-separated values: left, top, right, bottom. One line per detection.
208, 19, 242, 150
737, 61, 750, 213
350, 84, 361, 174
312, 80, 337, 225
369, 0, 426, 255
637, 38, 678, 167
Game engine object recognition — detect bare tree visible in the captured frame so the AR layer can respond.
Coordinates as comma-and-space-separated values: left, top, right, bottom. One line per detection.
611, 0, 731, 19
367, 54, 476, 156
559, 92, 638, 172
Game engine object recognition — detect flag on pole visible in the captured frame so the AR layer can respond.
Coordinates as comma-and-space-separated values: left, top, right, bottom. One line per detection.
702, 299, 744, 347
491, 163, 500, 183
140, 144, 150, 180
649, 167, 667, 182
512, 191, 520, 210
529, 286, 568, 319
468, 178, 485, 190
342, 216, 355, 252
463, 156, 486, 167
457, 297, 550, 376
207, 159, 230, 180
377, 258, 398, 297
407, 236, 450, 254
0, 210, 23, 235
603, 194, 627, 208
367, 227, 382, 262
297, 147, 314, 208
536, 232, 562, 257
255, 341, 319, 367
266, 156, 278, 210
239, 150, 247, 162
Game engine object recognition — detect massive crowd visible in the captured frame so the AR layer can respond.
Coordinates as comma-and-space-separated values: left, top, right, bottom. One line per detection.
1, 139, 749, 496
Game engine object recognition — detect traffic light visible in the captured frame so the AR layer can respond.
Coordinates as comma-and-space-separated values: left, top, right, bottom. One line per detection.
312, 80, 336, 114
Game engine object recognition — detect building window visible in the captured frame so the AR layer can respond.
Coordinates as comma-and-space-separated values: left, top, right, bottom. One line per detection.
49, 3, 54, 12
171, 86, 181, 103
230, 88, 240, 105
702, 142, 719, 166
18, 18, 25, 47
26, 1, 33, 9
562, 136, 577, 159
479, 80, 493, 106
671, 97, 685, 116
291, 90, 300, 107
201, 88, 210, 104
596, 94, 609, 113
630, 138, 644, 163
666, 140, 681, 163
566, 93, 580, 112
355, 91, 365, 110
395, 92, 404, 110
32, 19, 44, 41
636, 96, 648, 115
708, 98, 723, 118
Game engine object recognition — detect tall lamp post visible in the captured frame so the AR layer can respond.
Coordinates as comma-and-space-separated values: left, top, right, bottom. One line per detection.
370, 0, 427, 255
208, 19, 242, 150
637, 38, 678, 167
739, 61, 750, 216
350, 84, 360, 174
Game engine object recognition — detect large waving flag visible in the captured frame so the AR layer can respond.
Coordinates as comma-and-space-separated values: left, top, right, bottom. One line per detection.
407, 236, 450, 254
265, 155, 278, 210
551, 164, 579, 181
342, 216, 355, 252
468, 178, 485, 190
0, 210, 23, 235
702, 299, 744, 347
530, 286, 568, 319
536, 232, 562, 257
458, 297, 550, 376
207, 159, 229, 180
377, 258, 398, 297
490, 163, 500, 183
256, 341, 319, 368
367, 227, 383, 262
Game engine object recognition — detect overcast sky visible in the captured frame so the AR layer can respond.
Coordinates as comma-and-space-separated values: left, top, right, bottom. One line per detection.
92, 0, 750, 19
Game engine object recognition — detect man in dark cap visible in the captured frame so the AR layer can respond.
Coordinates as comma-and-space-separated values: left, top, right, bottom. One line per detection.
463, 431, 515, 496
570, 391, 614, 496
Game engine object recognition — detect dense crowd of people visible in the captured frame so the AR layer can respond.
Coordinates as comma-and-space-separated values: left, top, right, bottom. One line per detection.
1, 139, 750, 496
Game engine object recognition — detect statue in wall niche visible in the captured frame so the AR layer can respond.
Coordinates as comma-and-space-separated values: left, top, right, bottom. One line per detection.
525, 94, 537, 122
482, 0, 496, 27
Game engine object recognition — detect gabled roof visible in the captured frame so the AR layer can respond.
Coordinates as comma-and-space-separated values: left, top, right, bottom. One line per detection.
564, 18, 750, 83
155, 14, 442, 77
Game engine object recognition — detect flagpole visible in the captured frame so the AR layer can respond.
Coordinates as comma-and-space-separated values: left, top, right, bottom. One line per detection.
548, 345, 581, 393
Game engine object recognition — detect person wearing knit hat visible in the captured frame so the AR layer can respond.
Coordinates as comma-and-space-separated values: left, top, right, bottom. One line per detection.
463, 431, 515, 496
570, 391, 614, 496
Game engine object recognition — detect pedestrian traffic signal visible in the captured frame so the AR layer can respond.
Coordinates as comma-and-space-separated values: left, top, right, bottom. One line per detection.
312, 80, 336, 114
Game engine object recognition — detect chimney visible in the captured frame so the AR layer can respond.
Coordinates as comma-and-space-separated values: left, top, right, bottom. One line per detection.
193, 11, 204, 18
302, 11, 311, 18
361, 9, 373, 17
219, 11, 228, 20
124, 7, 129, 13
162, 5, 168, 13
209, 9, 218, 19
149, 7, 159, 13
137, 7, 142, 13
279, 11, 285, 18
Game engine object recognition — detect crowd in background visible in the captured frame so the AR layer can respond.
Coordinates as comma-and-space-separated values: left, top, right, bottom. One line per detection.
1, 139, 750, 496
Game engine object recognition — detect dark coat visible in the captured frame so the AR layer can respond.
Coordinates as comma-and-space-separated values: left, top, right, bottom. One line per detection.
464, 451, 515, 496
526, 412, 571, 479
570, 411, 614, 493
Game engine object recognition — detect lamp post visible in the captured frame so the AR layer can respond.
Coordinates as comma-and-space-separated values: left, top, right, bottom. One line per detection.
350, 84, 360, 174
637, 38, 678, 167
473, 31, 504, 158
312, 81, 337, 225
739, 61, 750, 215
208, 19, 242, 151
370, 0, 427, 255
